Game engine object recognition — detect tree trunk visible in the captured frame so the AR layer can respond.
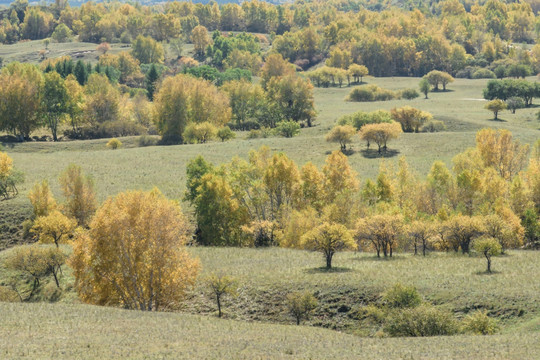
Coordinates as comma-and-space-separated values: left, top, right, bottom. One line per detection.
326, 253, 333, 269
486, 255, 491, 273
414, 242, 417, 255
217, 295, 222, 317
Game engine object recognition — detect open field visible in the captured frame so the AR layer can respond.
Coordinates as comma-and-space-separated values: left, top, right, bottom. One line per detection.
0, 302, 539, 360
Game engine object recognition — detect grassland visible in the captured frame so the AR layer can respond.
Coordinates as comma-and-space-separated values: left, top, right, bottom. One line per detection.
0, 302, 539, 360
0, 74, 539, 358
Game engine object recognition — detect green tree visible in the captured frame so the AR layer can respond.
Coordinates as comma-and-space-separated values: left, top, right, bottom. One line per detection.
473, 237, 502, 273
207, 273, 238, 318
131, 35, 164, 64
145, 63, 159, 101
287, 291, 318, 325
42, 71, 69, 141
485, 99, 507, 120
419, 78, 430, 99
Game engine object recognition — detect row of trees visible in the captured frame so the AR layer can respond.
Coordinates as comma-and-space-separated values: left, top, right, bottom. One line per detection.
184, 129, 539, 268
2, 0, 540, 78
0, 52, 316, 142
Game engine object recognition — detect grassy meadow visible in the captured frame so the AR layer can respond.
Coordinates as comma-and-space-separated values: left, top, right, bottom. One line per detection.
0, 74, 539, 358
1, 302, 539, 360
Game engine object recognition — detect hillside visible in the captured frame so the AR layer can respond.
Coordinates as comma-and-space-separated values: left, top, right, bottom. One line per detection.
0, 302, 538, 359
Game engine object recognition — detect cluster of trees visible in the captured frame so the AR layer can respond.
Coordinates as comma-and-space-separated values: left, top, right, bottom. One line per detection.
185, 129, 539, 268
0, 50, 316, 143
1, 0, 539, 80
307, 64, 368, 88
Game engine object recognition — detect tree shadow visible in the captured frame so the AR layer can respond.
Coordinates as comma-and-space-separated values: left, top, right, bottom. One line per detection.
304, 267, 354, 274
325, 149, 356, 156
360, 148, 400, 159
474, 270, 500, 276
351, 255, 406, 261
431, 89, 455, 93
489, 118, 507, 122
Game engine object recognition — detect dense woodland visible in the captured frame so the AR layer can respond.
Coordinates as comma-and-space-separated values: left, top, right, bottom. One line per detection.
0, 0, 540, 351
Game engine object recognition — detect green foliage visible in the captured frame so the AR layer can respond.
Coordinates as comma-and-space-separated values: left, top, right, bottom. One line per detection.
472, 68, 496, 79
275, 121, 300, 138
287, 291, 318, 325
419, 78, 430, 99
137, 135, 158, 147
337, 110, 392, 130
207, 273, 238, 317
383, 284, 422, 309
216, 126, 235, 142
421, 119, 446, 132
346, 85, 396, 102
384, 305, 459, 337
473, 237, 502, 273
400, 88, 420, 100
461, 311, 500, 335
131, 35, 164, 64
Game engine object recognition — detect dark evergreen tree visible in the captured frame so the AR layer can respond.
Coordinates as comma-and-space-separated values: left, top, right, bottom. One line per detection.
74, 60, 88, 85
146, 63, 159, 100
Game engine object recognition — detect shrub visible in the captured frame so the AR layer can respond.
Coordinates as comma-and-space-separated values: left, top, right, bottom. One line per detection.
337, 110, 393, 130
107, 138, 122, 150
138, 135, 158, 147
183, 122, 217, 144
347, 87, 374, 102
347, 85, 397, 102
461, 311, 499, 335
207, 273, 238, 318
400, 88, 420, 100
383, 283, 422, 309
246, 127, 272, 139
287, 291, 318, 325
0, 285, 20, 302
217, 127, 236, 142
275, 121, 300, 138
472, 68, 496, 79
384, 306, 459, 337
421, 120, 446, 132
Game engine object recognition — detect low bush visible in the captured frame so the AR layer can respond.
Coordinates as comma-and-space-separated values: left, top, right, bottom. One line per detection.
384, 305, 459, 337
383, 283, 422, 309
461, 310, 499, 335
337, 110, 393, 130
106, 138, 122, 150
275, 121, 300, 138
138, 135, 158, 147
472, 68, 496, 79
421, 120, 446, 132
400, 88, 420, 100
347, 85, 397, 102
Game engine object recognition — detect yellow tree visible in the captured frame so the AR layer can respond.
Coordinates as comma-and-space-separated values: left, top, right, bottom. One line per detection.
325, 125, 356, 151
59, 164, 97, 227
191, 25, 211, 58
300, 222, 356, 268
407, 220, 435, 256
359, 122, 402, 153
390, 106, 433, 133
475, 129, 529, 181
441, 215, 484, 254
260, 53, 295, 88
31, 210, 77, 248
28, 181, 57, 218
70, 189, 199, 311
356, 214, 404, 257
322, 150, 360, 203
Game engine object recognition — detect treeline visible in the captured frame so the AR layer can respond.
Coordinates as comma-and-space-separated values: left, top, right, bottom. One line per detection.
0, 52, 315, 142
185, 129, 540, 256
1, 0, 540, 78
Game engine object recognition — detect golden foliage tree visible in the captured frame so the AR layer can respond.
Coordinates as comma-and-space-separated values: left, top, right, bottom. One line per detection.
359, 122, 402, 153
475, 128, 529, 181
391, 106, 433, 133
325, 124, 357, 151
70, 189, 199, 311
59, 164, 97, 227
31, 210, 77, 248
300, 222, 355, 268
28, 181, 56, 218
356, 214, 404, 257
